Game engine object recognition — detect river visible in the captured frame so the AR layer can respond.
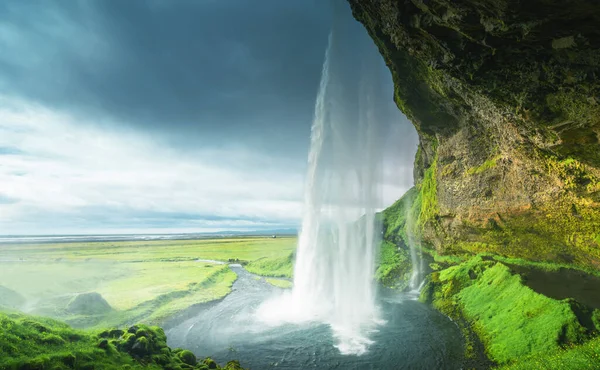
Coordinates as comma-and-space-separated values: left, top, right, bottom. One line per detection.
166, 266, 463, 370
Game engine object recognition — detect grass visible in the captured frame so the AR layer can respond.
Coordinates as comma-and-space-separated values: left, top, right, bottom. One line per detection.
0, 237, 296, 329
457, 263, 582, 363
0, 237, 297, 263
264, 278, 293, 289
0, 311, 244, 370
97, 262, 229, 311
502, 336, 600, 369
429, 256, 593, 365
374, 240, 411, 289
245, 252, 294, 278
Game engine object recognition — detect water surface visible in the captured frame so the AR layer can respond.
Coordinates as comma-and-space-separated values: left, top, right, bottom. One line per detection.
167, 266, 463, 370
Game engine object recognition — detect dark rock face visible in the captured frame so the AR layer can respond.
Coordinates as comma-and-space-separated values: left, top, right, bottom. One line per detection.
349, 0, 600, 267
67, 292, 112, 315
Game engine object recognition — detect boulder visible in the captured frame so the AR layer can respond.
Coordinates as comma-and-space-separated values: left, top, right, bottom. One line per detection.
67, 292, 112, 315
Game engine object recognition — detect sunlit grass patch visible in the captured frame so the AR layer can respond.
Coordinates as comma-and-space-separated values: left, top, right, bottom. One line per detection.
0, 236, 297, 263
144, 267, 238, 324
265, 278, 293, 289
430, 256, 592, 365
502, 336, 600, 369
245, 252, 294, 278
97, 262, 228, 310
456, 263, 582, 363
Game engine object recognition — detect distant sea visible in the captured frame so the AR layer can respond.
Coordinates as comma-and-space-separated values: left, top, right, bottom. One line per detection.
0, 229, 298, 244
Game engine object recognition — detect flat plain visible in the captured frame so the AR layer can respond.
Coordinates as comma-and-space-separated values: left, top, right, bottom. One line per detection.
0, 236, 296, 328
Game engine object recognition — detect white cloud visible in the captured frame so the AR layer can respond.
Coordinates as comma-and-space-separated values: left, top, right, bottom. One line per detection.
0, 96, 305, 234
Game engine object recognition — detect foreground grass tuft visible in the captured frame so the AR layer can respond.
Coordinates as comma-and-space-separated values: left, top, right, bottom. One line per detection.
0, 311, 245, 370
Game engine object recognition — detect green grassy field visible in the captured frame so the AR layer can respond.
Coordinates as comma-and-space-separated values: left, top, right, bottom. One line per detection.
0, 237, 296, 329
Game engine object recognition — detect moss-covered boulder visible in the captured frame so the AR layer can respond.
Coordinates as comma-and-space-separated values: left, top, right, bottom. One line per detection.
0, 312, 247, 370
67, 292, 112, 315
178, 350, 198, 366
349, 0, 600, 269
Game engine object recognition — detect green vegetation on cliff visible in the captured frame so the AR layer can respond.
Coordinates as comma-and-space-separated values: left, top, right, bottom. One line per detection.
0, 311, 244, 370
421, 255, 600, 367
376, 188, 419, 289
375, 240, 410, 289
380, 183, 600, 367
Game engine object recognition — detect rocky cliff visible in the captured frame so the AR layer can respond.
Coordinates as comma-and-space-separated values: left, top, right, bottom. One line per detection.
349, 0, 600, 268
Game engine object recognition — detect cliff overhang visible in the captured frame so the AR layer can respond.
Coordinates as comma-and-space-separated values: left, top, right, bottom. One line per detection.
350, 0, 600, 268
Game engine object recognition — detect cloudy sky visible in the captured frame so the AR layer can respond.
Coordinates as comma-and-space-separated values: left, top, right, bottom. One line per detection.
0, 0, 417, 235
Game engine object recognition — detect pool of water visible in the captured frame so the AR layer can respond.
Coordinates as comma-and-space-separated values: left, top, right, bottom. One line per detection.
166, 266, 463, 370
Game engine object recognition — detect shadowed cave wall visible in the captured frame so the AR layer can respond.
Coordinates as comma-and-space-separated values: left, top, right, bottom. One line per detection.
349, 0, 600, 268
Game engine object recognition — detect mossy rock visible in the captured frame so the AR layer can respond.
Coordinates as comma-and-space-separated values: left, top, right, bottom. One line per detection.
0, 312, 247, 370
66, 292, 112, 315
177, 350, 197, 366
203, 358, 218, 369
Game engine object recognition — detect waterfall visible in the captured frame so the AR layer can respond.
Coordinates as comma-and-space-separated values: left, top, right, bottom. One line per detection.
256, 3, 389, 355
406, 215, 425, 292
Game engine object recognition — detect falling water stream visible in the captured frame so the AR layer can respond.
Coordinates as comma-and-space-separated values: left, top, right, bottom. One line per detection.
254, 3, 385, 354
167, 3, 463, 369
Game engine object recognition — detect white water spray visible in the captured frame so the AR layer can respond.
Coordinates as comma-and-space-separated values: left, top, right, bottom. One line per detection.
257, 4, 389, 355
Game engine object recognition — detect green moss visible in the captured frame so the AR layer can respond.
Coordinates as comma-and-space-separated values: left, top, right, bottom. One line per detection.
465, 155, 501, 175
178, 350, 197, 366
264, 278, 292, 289
458, 264, 583, 363
382, 187, 418, 241
0, 311, 246, 370
430, 256, 592, 365
446, 152, 600, 268
420, 245, 467, 265
245, 252, 294, 278
375, 240, 411, 289
502, 336, 600, 369
417, 154, 439, 227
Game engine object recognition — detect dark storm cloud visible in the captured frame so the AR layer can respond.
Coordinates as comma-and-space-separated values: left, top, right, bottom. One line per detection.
0, 0, 331, 158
